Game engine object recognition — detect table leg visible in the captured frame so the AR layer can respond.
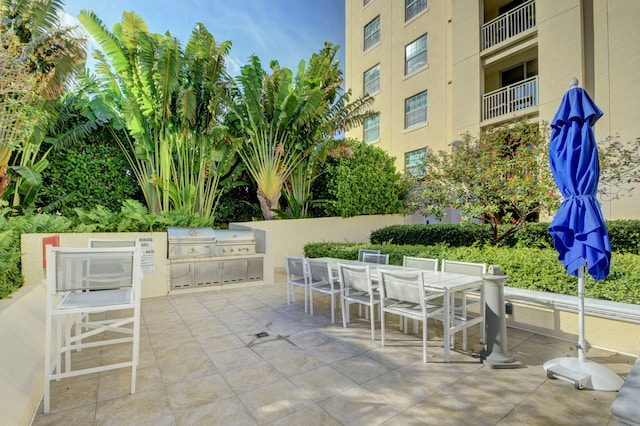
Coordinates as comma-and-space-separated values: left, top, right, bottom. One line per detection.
444, 289, 450, 362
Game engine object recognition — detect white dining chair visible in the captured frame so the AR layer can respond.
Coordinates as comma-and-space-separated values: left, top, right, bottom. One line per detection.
285, 255, 310, 312
338, 263, 380, 340
379, 268, 444, 362
402, 256, 439, 333
440, 260, 487, 350
308, 258, 342, 324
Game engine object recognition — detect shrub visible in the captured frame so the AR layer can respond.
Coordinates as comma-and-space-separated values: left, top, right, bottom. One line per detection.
322, 141, 407, 217
36, 127, 142, 216
371, 221, 640, 253
304, 242, 640, 304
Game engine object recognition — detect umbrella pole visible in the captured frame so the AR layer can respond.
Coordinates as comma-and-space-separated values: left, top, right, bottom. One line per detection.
578, 264, 586, 362
543, 263, 623, 391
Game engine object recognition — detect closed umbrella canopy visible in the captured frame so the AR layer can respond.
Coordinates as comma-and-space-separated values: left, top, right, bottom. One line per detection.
548, 83, 611, 281
543, 79, 621, 392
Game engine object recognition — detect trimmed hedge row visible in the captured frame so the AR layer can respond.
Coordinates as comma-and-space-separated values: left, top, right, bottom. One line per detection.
304, 242, 640, 305
370, 221, 640, 254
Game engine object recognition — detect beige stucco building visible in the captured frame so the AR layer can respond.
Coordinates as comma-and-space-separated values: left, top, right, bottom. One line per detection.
345, 0, 639, 220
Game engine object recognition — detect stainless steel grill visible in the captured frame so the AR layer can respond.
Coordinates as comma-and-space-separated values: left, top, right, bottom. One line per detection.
213, 230, 256, 257
167, 227, 215, 259
167, 227, 260, 290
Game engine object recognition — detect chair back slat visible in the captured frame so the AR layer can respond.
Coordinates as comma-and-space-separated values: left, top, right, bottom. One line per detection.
379, 270, 424, 305
403, 256, 438, 271
358, 248, 380, 262
286, 255, 306, 278
362, 253, 389, 265
47, 246, 138, 293
308, 259, 331, 284
441, 260, 486, 276
88, 239, 137, 248
338, 263, 371, 293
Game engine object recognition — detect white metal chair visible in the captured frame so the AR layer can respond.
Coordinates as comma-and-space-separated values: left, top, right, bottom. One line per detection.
440, 260, 487, 350
338, 263, 381, 340
402, 256, 439, 333
44, 245, 142, 413
285, 255, 309, 312
361, 252, 389, 265
75, 239, 139, 343
308, 258, 342, 324
379, 269, 445, 362
357, 248, 380, 262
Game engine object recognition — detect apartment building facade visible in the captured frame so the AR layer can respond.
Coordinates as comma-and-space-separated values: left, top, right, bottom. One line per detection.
344, 0, 639, 220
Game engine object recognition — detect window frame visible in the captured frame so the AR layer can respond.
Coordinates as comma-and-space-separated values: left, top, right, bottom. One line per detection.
405, 0, 427, 22
405, 148, 427, 177
363, 114, 380, 143
405, 33, 428, 75
363, 63, 380, 95
405, 90, 428, 129
364, 15, 381, 51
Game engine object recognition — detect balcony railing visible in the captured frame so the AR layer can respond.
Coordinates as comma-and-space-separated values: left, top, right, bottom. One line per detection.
482, 76, 538, 121
482, 0, 536, 50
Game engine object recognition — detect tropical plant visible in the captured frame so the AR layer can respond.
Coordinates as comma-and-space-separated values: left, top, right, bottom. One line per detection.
0, 0, 86, 212
227, 57, 311, 220
408, 119, 560, 245
281, 44, 375, 218
228, 44, 375, 220
78, 11, 240, 219
0, 31, 41, 199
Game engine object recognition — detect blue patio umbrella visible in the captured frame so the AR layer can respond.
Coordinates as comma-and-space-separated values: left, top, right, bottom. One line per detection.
543, 78, 622, 391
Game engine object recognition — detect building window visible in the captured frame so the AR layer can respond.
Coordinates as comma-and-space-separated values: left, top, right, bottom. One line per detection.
364, 16, 380, 51
363, 114, 380, 143
405, 91, 427, 128
363, 64, 380, 95
406, 34, 428, 75
405, 148, 427, 177
406, 0, 427, 21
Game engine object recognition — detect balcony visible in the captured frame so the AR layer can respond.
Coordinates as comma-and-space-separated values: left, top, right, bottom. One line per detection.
482, 75, 538, 121
482, 0, 536, 50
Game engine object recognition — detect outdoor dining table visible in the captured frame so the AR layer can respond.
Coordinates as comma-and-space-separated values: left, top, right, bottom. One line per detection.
313, 257, 485, 362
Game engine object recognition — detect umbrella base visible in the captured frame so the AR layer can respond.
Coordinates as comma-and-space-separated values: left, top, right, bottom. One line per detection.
544, 357, 623, 391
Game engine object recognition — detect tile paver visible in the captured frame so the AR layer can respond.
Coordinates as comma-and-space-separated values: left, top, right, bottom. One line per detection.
33, 269, 636, 425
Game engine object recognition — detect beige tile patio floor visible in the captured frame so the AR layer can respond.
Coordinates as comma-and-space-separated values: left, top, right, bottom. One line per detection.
33, 269, 636, 425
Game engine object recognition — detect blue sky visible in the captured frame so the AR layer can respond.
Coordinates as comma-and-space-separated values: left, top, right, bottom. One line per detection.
61, 0, 346, 75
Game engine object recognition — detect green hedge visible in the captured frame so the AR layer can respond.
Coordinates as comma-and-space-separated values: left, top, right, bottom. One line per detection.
304, 242, 640, 305
370, 221, 640, 253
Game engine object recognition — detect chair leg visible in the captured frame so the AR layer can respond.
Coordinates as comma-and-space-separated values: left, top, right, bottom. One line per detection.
310, 289, 314, 316
369, 305, 375, 340
462, 291, 468, 352
44, 307, 53, 413
330, 293, 335, 324
381, 308, 386, 347
341, 297, 348, 328
422, 318, 428, 363
304, 286, 308, 313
